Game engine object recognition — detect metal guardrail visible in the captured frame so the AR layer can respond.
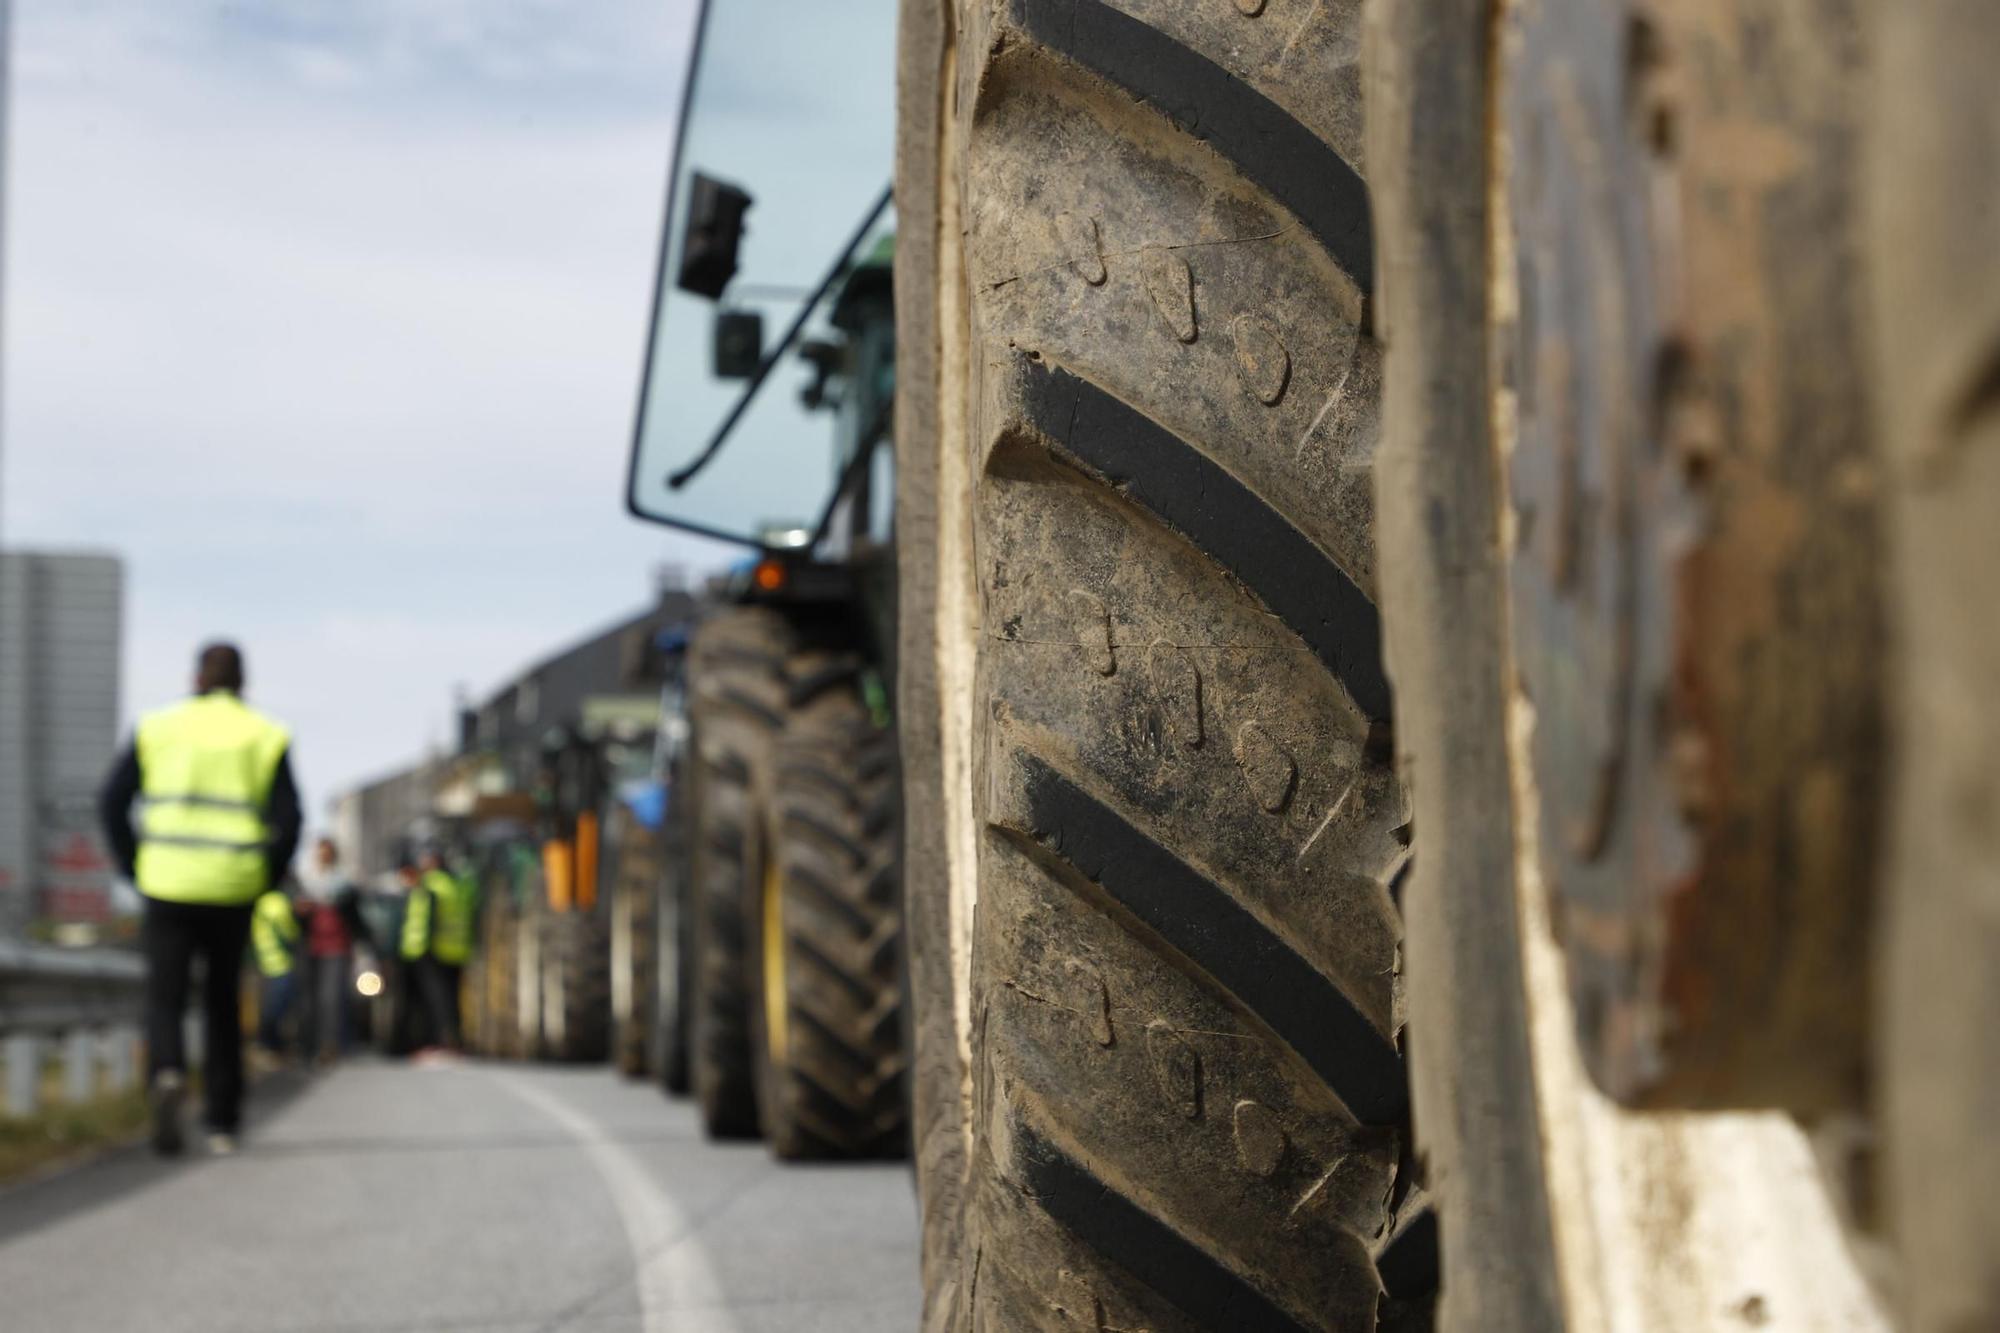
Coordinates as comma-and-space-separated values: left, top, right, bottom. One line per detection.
0, 940, 146, 1118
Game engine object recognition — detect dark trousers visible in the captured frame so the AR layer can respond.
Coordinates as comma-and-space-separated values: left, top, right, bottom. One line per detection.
257, 970, 301, 1055
414, 959, 462, 1049
301, 954, 353, 1058
142, 898, 253, 1131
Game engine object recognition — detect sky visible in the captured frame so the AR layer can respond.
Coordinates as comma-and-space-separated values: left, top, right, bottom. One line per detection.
2, 0, 730, 816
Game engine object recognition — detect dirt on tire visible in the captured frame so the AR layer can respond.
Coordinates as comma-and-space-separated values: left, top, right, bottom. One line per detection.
897, 1, 1427, 1327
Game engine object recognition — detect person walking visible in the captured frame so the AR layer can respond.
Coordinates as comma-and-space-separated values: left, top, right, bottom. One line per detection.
400, 847, 474, 1054
98, 642, 301, 1156
295, 836, 376, 1063
250, 885, 304, 1066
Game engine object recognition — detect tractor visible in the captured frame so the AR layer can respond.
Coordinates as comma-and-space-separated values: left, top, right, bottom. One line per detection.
624, 1, 2000, 1329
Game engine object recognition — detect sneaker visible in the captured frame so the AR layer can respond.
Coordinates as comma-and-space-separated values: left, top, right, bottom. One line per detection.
205, 1132, 238, 1157
149, 1070, 186, 1157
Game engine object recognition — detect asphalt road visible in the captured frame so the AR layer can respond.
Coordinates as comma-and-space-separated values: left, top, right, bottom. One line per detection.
0, 1060, 921, 1332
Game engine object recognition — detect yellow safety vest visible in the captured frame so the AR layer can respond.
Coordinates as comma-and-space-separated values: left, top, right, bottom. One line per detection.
134, 692, 290, 905
402, 869, 475, 966
250, 891, 300, 977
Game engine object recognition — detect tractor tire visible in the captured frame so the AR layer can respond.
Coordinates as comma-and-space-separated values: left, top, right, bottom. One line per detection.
609, 808, 658, 1079
1370, 0, 1888, 1328
750, 651, 906, 1160
538, 904, 611, 1063
1868, 6, 2000, 1328
515, 887, 544, 1060
685, 606, 792, 1138
898, 3, 1426, 1328
475, 867, 520, 1058
654, 777, 695, 1097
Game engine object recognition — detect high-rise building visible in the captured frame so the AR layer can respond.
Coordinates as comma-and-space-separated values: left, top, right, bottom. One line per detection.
0, 551, 124, 938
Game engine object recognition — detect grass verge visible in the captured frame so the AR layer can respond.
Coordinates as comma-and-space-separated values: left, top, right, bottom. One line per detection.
0, 1087, 152, 1186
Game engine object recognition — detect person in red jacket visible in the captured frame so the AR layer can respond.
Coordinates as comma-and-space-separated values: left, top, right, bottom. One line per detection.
294, 836, 377, 1064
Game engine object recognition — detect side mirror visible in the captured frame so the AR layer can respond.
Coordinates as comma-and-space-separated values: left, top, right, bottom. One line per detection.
712, 309, 763, 379
676, 173, 752, 300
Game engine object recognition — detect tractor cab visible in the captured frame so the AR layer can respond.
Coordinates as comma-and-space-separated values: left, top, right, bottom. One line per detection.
624, 0, 899, 574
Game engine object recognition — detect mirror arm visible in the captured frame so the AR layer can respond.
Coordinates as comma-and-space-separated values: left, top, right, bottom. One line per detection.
666, 183, 894, 491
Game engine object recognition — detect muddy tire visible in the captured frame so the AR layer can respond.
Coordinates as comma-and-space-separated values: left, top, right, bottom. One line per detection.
513, 885, 543, 1058
538, 903, 611, 1063
609, 808, 658, 1079
655, 775, 695, 1096
1361, 4, 1568, 1326
898, 2, 1426, 1327
1370, 0, 1892, 1327
750, 652, 907, 1160
474, 867, 520, 1058
686, 607, 792, 1138
1868, 6, 2000, 1328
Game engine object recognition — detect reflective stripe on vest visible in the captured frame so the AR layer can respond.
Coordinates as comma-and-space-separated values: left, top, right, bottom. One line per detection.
251, 891, 300, 977
135, 693, 290, 905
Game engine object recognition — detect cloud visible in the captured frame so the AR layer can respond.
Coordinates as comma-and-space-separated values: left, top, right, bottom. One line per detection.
16, 2, 685, 113
3, 0, 729, 807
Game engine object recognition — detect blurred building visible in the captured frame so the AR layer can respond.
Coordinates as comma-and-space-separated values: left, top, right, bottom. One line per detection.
0, 551, 124, 940
462, 590, 695, 785
330, 755, 450, 885
331, 587, 696, 878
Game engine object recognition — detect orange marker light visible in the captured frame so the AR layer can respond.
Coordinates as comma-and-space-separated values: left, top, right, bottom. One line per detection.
753, 559, 786, 592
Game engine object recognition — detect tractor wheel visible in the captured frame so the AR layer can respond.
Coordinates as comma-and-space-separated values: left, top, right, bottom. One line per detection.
1869, 5, 2000, 1328
897, 2, 1425, 1327
654, 781, 694, 1097
475, 866, 519, 1057
749, 649, 906, 1160
538, 903, 611, 1063
1368, 0, 1887, 1327
515, 885, 543, 1060
608, 807, 658, 1079
685, 606, 792, 1137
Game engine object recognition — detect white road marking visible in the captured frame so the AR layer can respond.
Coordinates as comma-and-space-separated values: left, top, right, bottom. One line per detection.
494, 1070, 736, 1333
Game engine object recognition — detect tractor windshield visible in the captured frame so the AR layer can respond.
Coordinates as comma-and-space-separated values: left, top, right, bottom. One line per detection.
625, 0, 898, 548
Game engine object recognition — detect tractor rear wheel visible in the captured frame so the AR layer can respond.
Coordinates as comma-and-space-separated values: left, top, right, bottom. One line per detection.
538, 902, 611, 1063
608, 807, 657, 1078
653, 729, 696, 1096
514, 881, 543, 1059
1369, 0, 1890, 1326
684, 606, 791, 1137
474, 866, 519, 1057
749, 650, 906, 1160
653, 814, 694, 1096
897, 2, 1424, 1327
1869, 5, 2000, 1327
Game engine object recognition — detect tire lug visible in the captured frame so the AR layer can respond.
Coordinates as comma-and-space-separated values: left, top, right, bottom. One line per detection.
1231, 313, 1291, 405
1233, 1100, 1287, 1177
1234, 721, 1298, 812
1142, 249, 1198, 343
1058, 212, 1107, 285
